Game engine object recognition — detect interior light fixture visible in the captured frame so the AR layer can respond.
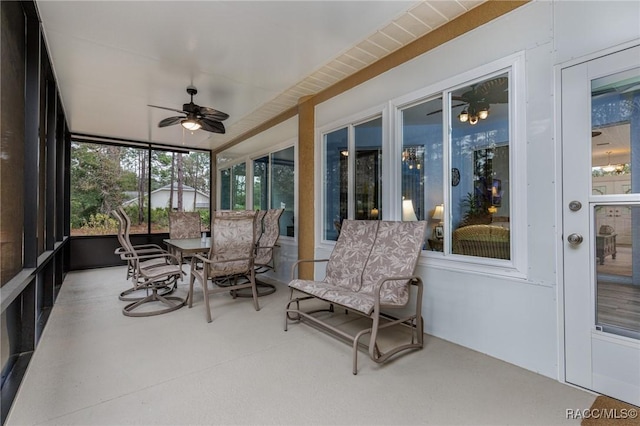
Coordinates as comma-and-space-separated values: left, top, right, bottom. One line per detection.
458, 103, 490, 125
181, 119, 201, 131
402, 199, 418, 222
602, 151, 616, 173
432, 204, 444, 223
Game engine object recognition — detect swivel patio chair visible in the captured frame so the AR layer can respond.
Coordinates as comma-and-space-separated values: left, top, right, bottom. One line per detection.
168, 211, 202, 263
188, 210, 259, 322
112, 209, 175, 301
121, 244, 186, 317
251, 208, 284, 296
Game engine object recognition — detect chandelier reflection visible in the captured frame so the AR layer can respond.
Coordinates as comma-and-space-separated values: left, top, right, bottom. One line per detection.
402, 147, 423, 170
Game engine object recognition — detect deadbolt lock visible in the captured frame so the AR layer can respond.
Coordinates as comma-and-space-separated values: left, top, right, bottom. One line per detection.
569, 201, 582, 212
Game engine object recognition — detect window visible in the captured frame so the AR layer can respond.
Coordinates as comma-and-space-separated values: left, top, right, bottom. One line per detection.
323, 116, 382, 241
251, 147, 295, 237
448, 72, 510, 260
400, 71, 511, 261
220, 163, 247, 211
401, 96, 444, 226
70, 141, 211, 236
320, 56, 523, 273
221, 145, 296, 237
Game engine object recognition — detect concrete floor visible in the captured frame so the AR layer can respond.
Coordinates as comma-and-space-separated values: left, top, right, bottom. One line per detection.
6, 266, 595, 425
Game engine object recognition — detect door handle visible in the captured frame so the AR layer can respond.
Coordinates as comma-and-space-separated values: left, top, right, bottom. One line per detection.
567, 233, 583, 246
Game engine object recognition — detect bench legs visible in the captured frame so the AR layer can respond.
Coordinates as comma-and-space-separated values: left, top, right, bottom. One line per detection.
285, 283, 424, 375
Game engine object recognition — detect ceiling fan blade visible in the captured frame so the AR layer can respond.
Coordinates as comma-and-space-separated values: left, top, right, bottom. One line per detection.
200, 118, 226, 134
477, 77, 509, 103
158, 116, 184, 127
148, 104, 187, 114
426, 103, 467, 116
197, 106, 229, 121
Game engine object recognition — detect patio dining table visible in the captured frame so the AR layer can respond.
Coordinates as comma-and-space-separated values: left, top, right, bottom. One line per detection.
164, 237, 210, 265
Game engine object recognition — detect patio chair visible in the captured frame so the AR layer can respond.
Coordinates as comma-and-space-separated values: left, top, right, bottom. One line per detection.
112, 209, 175, 301
169, 211, 201, 239
253, 208, 284, 295
168, 211, 202, 263
121, 244, 186, 317
188, 210, 259, 322
113, 209, 186, 316
255, 208, 283, 274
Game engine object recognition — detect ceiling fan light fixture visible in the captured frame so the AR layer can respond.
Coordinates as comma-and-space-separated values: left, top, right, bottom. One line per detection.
478, 108, 489, 120
469, 115, 479, 125
458, 110, 469, 122
181, 119, 201, 131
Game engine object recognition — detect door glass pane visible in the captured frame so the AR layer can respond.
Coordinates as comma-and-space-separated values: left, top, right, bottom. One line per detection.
595, 204, 640, 339
591, 67, 639, 195
354, 117, 382, 220
324, 127, 348, 241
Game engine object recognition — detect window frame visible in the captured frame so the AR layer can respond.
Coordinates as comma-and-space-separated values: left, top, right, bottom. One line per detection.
390, 52, 527, 278
318, 105, 387, 244
217, 139, 297, 240
317, 53, 527, 278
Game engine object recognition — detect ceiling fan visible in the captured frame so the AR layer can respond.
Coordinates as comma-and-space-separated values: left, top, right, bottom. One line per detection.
148, 86, 229, 134
427, 77, 508, 125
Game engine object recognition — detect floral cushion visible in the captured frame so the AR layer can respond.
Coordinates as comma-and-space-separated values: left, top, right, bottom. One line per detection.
208, 213, 256, 277
255, 208, 283, 265
169, 212, 201, 239
359, 221, 427, 307
288, 220, 427, 315
324, 220, 379, 291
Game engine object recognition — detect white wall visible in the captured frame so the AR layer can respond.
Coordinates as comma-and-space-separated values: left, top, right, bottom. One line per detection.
314, 1, 640, 379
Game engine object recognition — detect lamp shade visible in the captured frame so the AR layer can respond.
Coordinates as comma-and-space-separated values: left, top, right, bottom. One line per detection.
432, 204, 444, 222
402, 199, 418, 221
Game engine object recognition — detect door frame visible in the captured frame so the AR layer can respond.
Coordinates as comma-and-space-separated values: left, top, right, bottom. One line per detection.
555, 39, 640, 386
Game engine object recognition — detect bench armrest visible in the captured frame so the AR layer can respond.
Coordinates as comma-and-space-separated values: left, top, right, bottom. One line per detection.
373, 275, 422, 309
290, 258, 330, 280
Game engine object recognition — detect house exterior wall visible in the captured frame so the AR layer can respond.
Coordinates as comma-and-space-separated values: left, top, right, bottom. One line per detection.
312, 1, 639, 380
151, 189, 209, 211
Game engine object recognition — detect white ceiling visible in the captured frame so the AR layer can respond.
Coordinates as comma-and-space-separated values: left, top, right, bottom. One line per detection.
37, 1, 485, 151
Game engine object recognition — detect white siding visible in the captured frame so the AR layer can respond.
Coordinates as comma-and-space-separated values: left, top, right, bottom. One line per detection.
313, 1, 640, 379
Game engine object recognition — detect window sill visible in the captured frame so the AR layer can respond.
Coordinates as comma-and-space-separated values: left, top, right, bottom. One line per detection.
419, 250, 528, 281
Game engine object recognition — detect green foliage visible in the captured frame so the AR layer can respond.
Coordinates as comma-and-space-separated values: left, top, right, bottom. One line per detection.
123, 204, 142, 225
460, 192, 491, 227
79, 213, 119, 235
151, 207, 169, 228
71, 142, 211, 233
198, 209, 210, 229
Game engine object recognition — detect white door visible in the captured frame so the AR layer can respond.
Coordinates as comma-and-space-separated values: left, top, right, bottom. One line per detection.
563, 45, 640, 406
